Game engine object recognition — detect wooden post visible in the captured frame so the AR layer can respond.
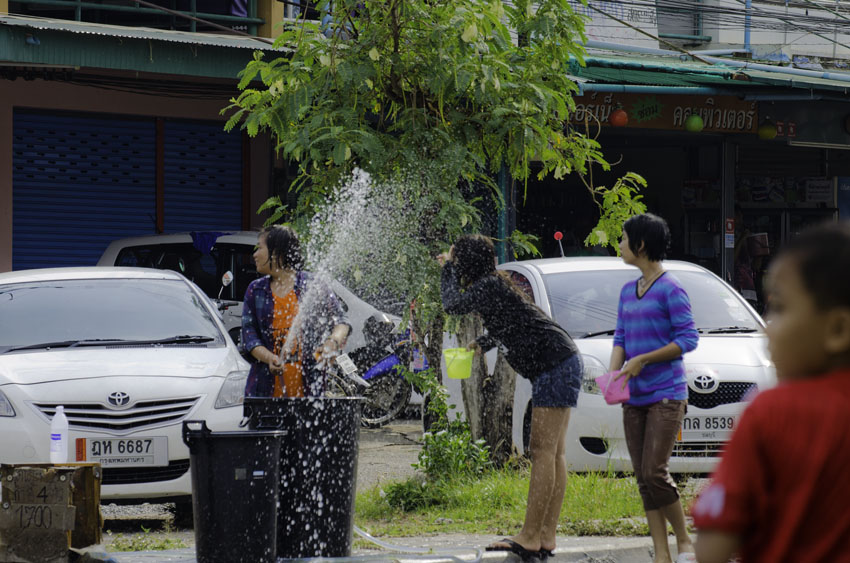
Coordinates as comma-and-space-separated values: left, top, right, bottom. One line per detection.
0, 466, 77, 563
0, 463, 102, 562
44, 464, 102, 549
257, 0, 285, 40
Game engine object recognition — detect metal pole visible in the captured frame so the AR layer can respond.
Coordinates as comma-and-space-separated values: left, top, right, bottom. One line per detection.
248, 0, 258, 37
744, 0, 752, 52
721, 141, 736, 284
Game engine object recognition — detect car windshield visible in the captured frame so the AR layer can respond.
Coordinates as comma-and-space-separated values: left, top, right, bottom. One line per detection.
544, 270, 762, 339
114, 242, 258, 300
0, 278, 223, 350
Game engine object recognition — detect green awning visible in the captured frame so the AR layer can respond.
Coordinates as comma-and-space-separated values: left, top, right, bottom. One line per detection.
0, 15, 284, 80
572, 53, 850, 95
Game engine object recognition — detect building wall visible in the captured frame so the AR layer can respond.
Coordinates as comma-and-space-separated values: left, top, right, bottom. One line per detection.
0, 76, 271, 272
657, 0, 850, 60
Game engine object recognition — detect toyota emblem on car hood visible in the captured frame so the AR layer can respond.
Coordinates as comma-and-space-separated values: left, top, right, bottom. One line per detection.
687, 368, 720, 394
107, 392, 131, 408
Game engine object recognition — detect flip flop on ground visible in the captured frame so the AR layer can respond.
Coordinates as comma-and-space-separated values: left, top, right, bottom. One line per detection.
485, 539, 541, 562
538, 547, 555, 561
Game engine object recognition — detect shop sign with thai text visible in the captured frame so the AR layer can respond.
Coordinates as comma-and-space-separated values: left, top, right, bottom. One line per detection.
571, 93, 759, 134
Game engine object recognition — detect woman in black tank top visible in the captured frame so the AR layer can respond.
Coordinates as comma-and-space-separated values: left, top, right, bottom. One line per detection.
439, 234, 583, 560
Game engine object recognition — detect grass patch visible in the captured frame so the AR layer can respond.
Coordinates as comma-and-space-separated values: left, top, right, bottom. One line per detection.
105, 524, 189, 552
355, 467, 652, 537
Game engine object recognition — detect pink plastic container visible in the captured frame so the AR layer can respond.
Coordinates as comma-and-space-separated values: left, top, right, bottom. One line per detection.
594, 370, 631, 405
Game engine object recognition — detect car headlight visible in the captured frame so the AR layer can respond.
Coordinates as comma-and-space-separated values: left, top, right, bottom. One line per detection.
0, 389, 16, 417
215, 370, 247, 409
580, 354, 607, 395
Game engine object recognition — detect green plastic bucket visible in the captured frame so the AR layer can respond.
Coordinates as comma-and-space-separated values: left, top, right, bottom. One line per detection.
443, 347, 474, 379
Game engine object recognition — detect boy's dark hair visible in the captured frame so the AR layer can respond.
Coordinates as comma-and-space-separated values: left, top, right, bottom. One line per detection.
623, 213, 671, 262
779, 222, 850, 310
453, 234, 496, 284
262, 225, 303, 270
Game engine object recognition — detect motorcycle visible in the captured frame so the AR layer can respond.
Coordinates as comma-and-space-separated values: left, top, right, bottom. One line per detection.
328, 314, 428, 428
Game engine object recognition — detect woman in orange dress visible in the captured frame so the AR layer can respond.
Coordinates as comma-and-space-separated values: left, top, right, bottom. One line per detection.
241, 225, 350, 397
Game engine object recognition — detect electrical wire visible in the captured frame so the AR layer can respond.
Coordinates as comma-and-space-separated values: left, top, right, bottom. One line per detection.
578, 0, 850, 60
579, 0, 850, 34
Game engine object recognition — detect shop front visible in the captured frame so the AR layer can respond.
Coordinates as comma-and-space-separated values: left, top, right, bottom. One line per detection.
513, 88, 848, 313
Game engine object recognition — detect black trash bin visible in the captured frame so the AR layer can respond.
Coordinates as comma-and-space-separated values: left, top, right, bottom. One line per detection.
244, 396, 362, 559
182, 420, 285, 563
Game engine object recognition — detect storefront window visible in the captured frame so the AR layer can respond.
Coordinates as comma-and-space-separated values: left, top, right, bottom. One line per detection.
733, 175, 837, 313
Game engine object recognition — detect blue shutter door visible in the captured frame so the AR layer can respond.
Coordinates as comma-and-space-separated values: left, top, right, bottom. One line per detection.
163, 120, 242, 232
12, 111, 156, 270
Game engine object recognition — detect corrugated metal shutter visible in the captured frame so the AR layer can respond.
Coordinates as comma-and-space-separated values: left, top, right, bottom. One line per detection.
163, 120, 242, 232
12, 111, 156, 270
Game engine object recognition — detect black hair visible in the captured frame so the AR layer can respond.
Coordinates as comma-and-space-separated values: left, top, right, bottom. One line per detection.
623, 213, 671, 262
261, 225, 303, 270
778, 222, 850, 311
453, 234, 497, 284
452, 234, 533, 302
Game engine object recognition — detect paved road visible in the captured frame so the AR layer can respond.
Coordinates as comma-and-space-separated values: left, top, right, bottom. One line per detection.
101, 420, 700, 562
96, 534, 678, 562
356, 418, 423, 491
101, 419, 425, 546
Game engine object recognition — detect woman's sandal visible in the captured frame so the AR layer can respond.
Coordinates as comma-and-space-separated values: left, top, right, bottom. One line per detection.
485, 538, 541, 562
538, 548, 555, 561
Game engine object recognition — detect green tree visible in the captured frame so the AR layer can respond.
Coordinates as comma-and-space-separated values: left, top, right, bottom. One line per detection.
225, 0, 644, 462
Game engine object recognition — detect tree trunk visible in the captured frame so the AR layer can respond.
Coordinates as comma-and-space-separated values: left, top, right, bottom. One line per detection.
458, 315, 516, 467
458, 315, 485, 441
483, 351, 516, 466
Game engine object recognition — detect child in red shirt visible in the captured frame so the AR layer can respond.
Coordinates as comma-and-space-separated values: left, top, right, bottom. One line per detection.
692, 222, 850, 563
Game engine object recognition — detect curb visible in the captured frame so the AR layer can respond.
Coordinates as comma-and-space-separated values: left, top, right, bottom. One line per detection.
110, 536, 671, 563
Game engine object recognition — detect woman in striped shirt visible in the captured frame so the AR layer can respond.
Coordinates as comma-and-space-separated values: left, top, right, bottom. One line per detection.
609, 213, 699, 563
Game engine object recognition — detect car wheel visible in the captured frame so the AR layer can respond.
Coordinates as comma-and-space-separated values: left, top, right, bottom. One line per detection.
171, 499, 194, 529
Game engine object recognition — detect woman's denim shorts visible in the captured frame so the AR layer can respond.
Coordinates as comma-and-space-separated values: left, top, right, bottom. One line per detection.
532, 354, 583, 408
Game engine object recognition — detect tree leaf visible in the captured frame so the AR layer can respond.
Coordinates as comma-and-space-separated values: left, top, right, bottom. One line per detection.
461, 22, 478, 43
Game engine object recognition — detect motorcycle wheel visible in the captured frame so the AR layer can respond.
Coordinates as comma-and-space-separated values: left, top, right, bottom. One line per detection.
326, 371, 358, 398
360, 372, 412, 428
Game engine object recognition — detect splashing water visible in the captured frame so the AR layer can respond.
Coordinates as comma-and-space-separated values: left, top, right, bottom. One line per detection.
279, 167, 431, 360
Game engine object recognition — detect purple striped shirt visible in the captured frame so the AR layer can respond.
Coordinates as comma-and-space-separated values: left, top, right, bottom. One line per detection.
613, 272, 699, 406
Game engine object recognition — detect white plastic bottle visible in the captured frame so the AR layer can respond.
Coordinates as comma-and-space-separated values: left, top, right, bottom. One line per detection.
49, 405, 69, 464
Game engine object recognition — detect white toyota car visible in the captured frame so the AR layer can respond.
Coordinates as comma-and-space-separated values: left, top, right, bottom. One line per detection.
443, 257, 775, 474
97, 231, 400, 352
0, 267, 246, 503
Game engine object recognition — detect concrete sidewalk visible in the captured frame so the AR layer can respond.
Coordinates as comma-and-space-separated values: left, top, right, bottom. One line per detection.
108, 534, 677, 563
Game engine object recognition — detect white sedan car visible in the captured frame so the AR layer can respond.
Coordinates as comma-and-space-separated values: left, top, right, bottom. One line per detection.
97, 231, 400, 352
0, 267, 246, 501
443, 257, 775, 474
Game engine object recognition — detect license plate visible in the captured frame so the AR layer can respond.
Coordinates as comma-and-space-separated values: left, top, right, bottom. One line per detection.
335, 353, 358, 376
678, 416, 735, 442
75, 437, 168, 467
